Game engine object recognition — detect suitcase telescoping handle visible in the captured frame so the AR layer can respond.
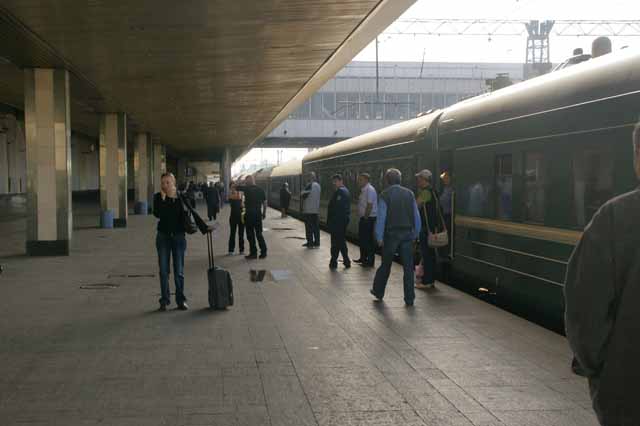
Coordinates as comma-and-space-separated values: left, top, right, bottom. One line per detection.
206, 230, 215, 269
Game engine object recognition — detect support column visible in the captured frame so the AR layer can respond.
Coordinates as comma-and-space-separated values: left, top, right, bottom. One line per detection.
222, 146, 232, 201
0, 132, 7, 194
24, 68, 72, 256
99, 112, 128, 228
176, 158, 188, 184
152, 143, 166, 195
133, 132, 151, 215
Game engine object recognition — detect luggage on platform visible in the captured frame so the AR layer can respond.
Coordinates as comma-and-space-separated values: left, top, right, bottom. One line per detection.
206, 230, 234, 309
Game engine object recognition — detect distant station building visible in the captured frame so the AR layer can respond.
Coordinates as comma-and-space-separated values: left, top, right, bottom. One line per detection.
261, 61, 524, 148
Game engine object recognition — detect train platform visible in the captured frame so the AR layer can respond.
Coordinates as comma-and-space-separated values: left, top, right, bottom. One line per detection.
0, 203, 598, 426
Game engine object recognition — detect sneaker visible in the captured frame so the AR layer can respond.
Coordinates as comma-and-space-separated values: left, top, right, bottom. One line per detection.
227, 252, 234, 256
343, 260, 351, 268
239, 250, 245, 255
329, 261, 338, 269
177, 302, 189, 311
259, 253, 267, 259
158, 304, 167, 312
302, 243, 311, 247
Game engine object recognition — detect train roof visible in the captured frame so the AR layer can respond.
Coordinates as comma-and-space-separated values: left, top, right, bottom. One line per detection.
270, 159, 302, 178
439, 48, 640, 136
253, 166, 275, 180
303, 110, 442, 164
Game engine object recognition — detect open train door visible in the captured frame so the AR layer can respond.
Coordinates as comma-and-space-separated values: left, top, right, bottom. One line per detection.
437, 149, 455, 283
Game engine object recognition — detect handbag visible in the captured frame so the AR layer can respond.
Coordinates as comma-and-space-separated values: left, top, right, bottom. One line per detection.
423, 190, 449, 248
178, 193, 199, 235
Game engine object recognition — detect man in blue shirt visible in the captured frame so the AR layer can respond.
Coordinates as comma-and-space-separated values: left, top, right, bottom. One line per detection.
371, 168, 421, 306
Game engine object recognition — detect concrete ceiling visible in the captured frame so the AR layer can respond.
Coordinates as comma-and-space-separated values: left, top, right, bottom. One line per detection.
0, 0, 414, 159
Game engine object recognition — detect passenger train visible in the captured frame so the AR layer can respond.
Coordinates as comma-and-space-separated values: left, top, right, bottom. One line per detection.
252, 49, 640, 328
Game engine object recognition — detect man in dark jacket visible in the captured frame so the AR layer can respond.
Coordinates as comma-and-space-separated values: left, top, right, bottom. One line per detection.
237, 175, 268, 260
327, 174, 351, 269
565, 121, 640, 426
280, 182, 291, 218
204, 182, 220, 221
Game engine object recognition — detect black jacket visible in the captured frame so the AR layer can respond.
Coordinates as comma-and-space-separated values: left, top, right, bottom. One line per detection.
565, 188, 640, 425
205, 186, 220, 216
280, 187, 291, 208
327, 186, 350, 233
153, 192, 186, 234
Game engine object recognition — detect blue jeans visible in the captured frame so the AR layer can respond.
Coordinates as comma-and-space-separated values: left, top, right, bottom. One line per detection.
156, 232, 187, 306
372, 234, 415, 304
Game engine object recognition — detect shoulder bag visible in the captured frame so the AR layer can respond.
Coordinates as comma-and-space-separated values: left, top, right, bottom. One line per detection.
178, 193, 199, 235
424, 190, 449, 248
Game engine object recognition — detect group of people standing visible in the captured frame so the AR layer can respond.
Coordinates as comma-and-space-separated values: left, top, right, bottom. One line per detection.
150, 121, 640, 425
301, 168, 452, 301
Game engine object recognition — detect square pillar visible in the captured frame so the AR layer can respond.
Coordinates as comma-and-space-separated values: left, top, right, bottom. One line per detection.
222, 147, 232, 201
134, 132, 151, 215
24, 68, 72, 256
152, 143, 166, 195
177, 158, 188, 184
0, 132, 8, 194
99, 113, 128, 228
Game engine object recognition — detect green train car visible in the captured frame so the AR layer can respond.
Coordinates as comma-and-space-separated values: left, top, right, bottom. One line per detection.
261, 49, 640, 328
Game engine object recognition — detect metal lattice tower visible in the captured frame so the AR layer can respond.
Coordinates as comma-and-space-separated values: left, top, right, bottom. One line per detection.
525, 20, 554, 65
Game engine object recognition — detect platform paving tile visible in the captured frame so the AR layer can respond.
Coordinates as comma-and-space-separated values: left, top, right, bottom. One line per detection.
492, 408, 601, 426
315, 409, 428, 426
463, 383, 580, 412
0, 205, 599, 425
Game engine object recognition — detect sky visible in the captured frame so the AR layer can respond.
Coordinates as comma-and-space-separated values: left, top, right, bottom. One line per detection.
231, 148, 309, 176
355, 0, 639, 63
233, 0, 639, 172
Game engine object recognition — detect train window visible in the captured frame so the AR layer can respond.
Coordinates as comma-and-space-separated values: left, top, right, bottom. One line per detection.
523, 152, 545, 223
495, 154, 513, 220
571, 148, 614, 228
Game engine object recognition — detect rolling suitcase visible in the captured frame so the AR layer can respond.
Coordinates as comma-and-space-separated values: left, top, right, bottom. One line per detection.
206, 230, 234, 309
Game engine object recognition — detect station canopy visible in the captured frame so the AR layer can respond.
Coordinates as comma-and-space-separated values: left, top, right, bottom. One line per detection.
0, 0, 414, 159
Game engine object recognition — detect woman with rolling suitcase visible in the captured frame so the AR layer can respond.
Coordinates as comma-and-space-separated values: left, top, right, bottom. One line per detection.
152, 172, 196, 311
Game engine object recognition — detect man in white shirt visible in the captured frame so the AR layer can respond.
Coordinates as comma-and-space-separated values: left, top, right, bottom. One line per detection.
354, 173, 377, 267
301, 172, 321, 248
